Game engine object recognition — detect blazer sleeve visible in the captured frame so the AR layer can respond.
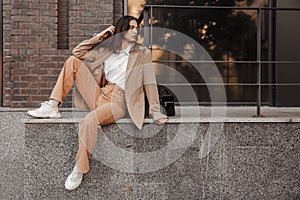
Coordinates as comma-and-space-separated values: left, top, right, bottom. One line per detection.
72, 34, 104, 61
142, 49, 168, 122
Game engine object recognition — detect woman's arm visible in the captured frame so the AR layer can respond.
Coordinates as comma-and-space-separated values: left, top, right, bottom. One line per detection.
72, 35, 104, 61
142, 49, 168, 124
72, 25, 115, 61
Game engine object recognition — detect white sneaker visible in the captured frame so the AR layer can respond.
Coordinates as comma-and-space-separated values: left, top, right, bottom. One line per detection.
65, 165, 83, 190
27, 101, 61, 118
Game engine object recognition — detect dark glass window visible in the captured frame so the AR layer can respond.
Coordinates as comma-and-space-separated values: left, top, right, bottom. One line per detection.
146, 1, 268, 105
129, 0, 300, 106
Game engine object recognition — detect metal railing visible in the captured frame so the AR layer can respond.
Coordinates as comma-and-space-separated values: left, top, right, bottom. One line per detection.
140, 5, 300, 116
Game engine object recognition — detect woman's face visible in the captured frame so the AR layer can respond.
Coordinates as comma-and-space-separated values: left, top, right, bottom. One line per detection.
123, 20, 138, 43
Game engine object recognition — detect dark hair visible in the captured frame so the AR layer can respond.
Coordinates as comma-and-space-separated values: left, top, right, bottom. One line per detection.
108, 15, 139, 52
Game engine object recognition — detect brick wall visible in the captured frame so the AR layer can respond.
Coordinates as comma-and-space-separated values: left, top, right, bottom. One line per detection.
2, 0, 123, 108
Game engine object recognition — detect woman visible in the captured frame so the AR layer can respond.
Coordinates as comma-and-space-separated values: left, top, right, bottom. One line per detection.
27, 16, 168, 190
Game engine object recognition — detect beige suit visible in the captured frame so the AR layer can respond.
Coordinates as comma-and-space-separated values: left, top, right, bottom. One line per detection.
72, 35, 164, 130
50, 35, 167, 173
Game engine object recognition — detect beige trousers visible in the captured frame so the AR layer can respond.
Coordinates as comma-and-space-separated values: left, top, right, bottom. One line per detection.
50, 56, 126, 173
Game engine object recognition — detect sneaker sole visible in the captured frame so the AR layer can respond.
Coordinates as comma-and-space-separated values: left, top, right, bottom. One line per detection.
27, 112, 61, 118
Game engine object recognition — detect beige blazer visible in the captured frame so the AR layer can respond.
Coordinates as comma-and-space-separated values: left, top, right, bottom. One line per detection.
72, 35, 166, 129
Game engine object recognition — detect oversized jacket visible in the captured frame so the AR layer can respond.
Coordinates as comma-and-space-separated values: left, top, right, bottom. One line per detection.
72, 34, 166, 129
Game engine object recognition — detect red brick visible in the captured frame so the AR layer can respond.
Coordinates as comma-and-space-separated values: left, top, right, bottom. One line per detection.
11, 16, 29, 22
39, 82, 52, 88
3, 76, 11, 82
12, 42, 29, 48
28, 16, 50, 23
13, 82, 29, 88
28, 43, 40, 49
11, 36, 19, 42
39, 42, 52, 48
20, 88, 39, 95
29, 2, 49, 9
29, 28, 50, 36
38, 75, 58, 82
30, 95, 49, 102
11, 68, 29, 75
11, 29, 29, 35
11, 95, 30, 101
3, 0, 11, 4
12, 55, 29, 62
22, 62, 38, 68
40, 88, 53, 95
19, 75, 39, 81
11, 75, 20, 81
12, 2, 29, 9
19, 23, 40, 29
19, 9, 40, 16
4, 88, 12, 94
39, 49, 58, 55
10, 9, 18, 15
30, 68, 49, 75
3, 24, 12, 30
3, 57, 12, 63
3, 43, 11, 49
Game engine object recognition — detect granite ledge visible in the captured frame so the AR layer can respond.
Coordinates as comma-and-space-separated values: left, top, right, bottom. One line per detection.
8, 106, 300, 123
23, 116, 300, 124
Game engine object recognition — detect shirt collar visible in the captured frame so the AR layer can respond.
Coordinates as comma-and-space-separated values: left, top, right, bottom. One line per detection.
119, 43, 133, 56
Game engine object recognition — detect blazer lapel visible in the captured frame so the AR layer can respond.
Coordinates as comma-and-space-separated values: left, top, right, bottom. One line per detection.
125, 51, 139, 82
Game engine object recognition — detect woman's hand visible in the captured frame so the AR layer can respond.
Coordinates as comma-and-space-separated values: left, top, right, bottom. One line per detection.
96, 25, 115, 39
150, 112, 169, 124
155, 117, 168, 124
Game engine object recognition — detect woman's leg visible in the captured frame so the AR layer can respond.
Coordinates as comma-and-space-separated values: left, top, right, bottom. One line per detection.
75, 83, 126, 173
28, 56, 100, 118
50, 56, 100, 110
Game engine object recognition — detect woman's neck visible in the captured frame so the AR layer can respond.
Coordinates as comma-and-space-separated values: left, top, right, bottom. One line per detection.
121, 40, 130, 51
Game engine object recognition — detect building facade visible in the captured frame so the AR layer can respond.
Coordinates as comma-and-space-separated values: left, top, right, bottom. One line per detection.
1, 0, 299, 108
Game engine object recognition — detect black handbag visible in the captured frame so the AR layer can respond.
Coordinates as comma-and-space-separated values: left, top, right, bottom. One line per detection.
144, 86, 176, 117
160, 95, 175, 116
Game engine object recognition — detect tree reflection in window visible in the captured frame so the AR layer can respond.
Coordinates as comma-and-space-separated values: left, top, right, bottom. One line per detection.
128, 0, 271, 104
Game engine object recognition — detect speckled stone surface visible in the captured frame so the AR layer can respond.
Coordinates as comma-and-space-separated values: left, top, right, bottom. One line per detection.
0, 111, 26, 200
23, 121, 300, 199
2, 107, 300, 199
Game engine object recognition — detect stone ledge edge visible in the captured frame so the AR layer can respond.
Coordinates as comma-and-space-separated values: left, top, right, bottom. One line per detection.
23, 117, 300, 124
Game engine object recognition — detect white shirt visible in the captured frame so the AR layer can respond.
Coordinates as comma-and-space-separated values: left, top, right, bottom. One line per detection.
104, 43, 133, 90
